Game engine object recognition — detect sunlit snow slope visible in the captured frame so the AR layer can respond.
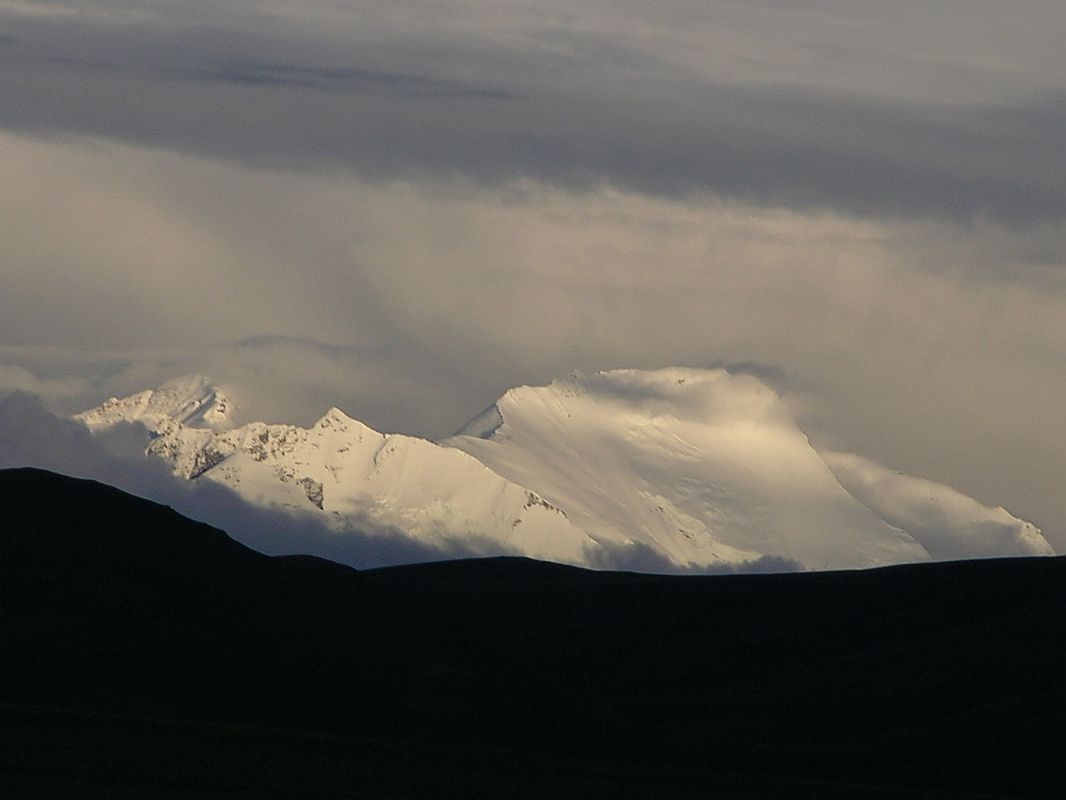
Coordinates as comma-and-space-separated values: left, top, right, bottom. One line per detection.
76, 376, 596, 564
74, 370, 1053, 571
822, 451, 1054, 560
444, 369, 927, 570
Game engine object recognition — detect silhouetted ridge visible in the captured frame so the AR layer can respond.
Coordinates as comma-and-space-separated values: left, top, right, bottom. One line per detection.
3, 468, 1066, 797
4, 466, 264, 569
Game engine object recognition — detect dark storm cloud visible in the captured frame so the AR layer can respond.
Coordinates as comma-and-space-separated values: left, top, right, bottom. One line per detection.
190, 62, 517, 99
47, 52, 519, 100
1, 11, 1064, 224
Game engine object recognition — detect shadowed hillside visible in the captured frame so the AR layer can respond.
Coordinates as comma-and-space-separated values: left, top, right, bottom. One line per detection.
3, 467, 1065, 797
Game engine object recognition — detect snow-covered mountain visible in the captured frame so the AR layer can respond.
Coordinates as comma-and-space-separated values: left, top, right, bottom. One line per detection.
73, 370, 1054, 571
77, 375, 235, 433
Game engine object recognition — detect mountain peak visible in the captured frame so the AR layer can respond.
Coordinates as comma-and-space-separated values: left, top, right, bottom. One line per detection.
75, 375, 235, 433
71, 368, 1055, 572
315, 406, 356, 427
478, 368, 789, 441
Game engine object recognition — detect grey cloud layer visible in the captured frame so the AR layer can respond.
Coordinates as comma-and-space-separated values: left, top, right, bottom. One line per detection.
2, 7, 1065, 224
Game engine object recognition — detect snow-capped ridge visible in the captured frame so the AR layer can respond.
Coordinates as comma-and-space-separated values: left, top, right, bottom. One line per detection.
73, 368, 1055, 572
821, 451, 1054, 560
76, 382, 599, 566
455, 404, 504, 439
76, 374, 235, 434
317, 406, 354, 425
444, 367, 930, 571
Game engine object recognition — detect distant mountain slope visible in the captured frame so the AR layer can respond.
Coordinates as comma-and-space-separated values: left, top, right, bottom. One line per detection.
71, 369, 1054, 571
3, 467, 1065, 797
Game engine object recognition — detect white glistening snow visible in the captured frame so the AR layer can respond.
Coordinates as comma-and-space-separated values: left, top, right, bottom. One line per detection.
821, 451, 1054, 560
443, 369, 927, 570
72, 369, 1054, 571
77, 375, 235, 433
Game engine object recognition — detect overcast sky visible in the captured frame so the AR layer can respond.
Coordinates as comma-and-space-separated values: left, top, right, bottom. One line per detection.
2, 0, 1065, 549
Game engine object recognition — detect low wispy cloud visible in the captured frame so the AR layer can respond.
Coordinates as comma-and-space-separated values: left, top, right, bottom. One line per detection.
587, 539, 802, 576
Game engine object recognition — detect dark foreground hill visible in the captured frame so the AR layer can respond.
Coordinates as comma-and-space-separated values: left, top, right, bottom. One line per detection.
3, 467, 1065, 798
